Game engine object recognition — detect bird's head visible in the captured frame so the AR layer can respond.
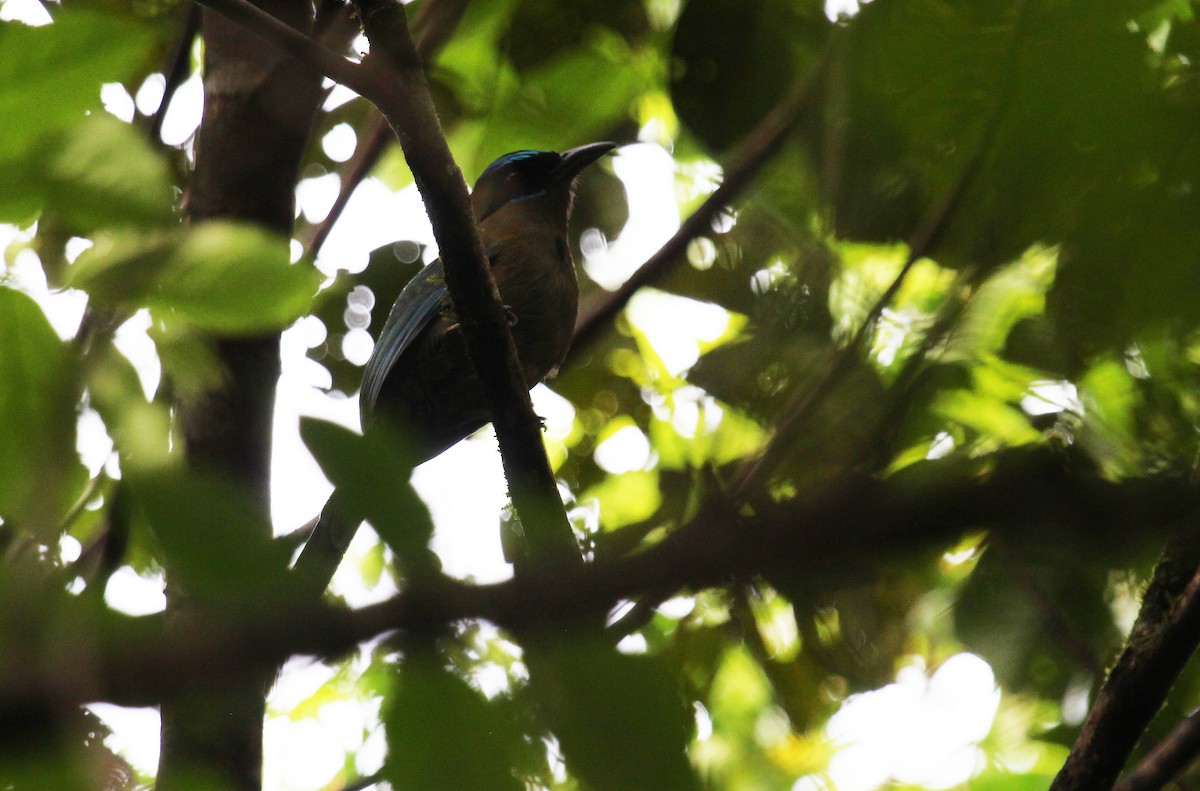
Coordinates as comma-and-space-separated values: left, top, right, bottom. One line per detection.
471, 142, 617, 223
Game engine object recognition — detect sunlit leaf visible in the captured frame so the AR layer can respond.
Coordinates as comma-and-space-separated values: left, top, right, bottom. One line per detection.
0, 287, 84, 540
934, 390, 1041, 447
581, 470, 661, 530
69, 223, 321, 334
85, 343, 174, 473
45, 113, 175, 231
451, 31, 659, 175
0, 10, 155, 162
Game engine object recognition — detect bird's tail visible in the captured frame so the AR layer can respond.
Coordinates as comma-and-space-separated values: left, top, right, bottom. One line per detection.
292, 487, 364, 595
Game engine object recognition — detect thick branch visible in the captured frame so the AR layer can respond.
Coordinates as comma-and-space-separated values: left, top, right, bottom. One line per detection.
567, 64, 824, 364
196, 0, 368, 90
1052, 532, 1200, 791
6, 448, 1195, 713
348, 0, 579, 567
165, 3, 327, 789
198, 0, 579, 567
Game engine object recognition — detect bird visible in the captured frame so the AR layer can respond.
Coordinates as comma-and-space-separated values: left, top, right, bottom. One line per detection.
360, 142, 616, 459
296, 142, 617, 585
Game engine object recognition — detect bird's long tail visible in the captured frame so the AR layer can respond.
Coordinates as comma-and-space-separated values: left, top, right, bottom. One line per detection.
292, 487, 364, 594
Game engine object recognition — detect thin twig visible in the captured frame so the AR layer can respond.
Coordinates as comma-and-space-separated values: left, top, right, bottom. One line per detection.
305, 0, 471, 260
340, 770, 385, 791
195, 0, 369, 92
1115, 708, 1200, 791
148, 5, 201, 143
307, 115, 391, 258
728, 4, 1016, 501
567, 60, 826, 364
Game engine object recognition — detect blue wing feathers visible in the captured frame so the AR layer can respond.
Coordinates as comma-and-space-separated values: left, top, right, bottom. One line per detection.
359, 259, 448, 425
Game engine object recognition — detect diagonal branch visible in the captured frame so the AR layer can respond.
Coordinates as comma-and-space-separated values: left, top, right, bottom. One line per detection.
1052, 531, 1200, 791
196, 0, 368, 91
728, 2, 1023, 501
305, 0, 472, 260
1114, 708, 1200, 791
198, 0, 579, 567
567, 59, 826, 364
348, 0, 580, 567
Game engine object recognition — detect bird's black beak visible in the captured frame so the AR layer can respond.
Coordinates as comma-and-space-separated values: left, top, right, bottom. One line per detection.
553, 142, 617, 184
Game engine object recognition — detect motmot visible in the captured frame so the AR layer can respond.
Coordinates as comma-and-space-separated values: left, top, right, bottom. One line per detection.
296, 142, 617, 581
360, 141, 616, 458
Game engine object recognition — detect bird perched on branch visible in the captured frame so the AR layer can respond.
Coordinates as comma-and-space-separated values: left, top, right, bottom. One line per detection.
297, 142, 616, 584
360, 142, 616, 459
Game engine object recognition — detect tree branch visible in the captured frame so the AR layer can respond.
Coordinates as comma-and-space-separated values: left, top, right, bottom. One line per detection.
1052, 531, 1200, 791
5, 448, 1195, 714
195, 0, 369, 91
566, 59, 825, 365
1114, 708, 1200, 791
197, 0, 580, 567
305, 0, 472, 260
348, 0, 580, 567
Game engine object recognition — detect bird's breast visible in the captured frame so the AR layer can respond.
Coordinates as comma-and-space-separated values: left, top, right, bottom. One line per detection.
489, 230, 579, 383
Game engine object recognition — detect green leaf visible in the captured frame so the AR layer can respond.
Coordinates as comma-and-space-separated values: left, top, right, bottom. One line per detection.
69, 222, 321, 334
125, 469, 291, 598
384, 655, 525, 791
671, 0, 826, 151
0, 155, 47, 225
0, 10, 155, 163
955, 543, 1119, 697
300, 418, 435, 573
581, 470, 662, 530
45, 113, 175, 230
452, 31, 659, 176
0, 286, 84, 540
155, 223, 321, 332
84, 343, 174, 473
526, 635, 700, 791
934, 389, 1041, 447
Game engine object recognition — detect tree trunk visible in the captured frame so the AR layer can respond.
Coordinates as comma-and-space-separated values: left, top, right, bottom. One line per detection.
157, 6, 323, 789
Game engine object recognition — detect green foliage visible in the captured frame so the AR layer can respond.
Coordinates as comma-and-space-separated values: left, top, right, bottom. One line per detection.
384, 653, 526, 791
525, 635, 701, 791
301, 418, 436, 574
0, 9, 154, 161
0, 9, 156, 224
124, 469, 291, 599
46, 113, 176, 231
9, 0, 1200, 788
70, 222, 321, 334
0, 287, 84, 540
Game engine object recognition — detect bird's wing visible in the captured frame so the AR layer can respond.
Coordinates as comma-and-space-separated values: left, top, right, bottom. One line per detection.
359, 259, 448, 424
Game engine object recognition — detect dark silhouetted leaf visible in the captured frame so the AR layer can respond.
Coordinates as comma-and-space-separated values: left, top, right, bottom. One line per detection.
384, 655, 525, 791
527, 635, 700, 791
